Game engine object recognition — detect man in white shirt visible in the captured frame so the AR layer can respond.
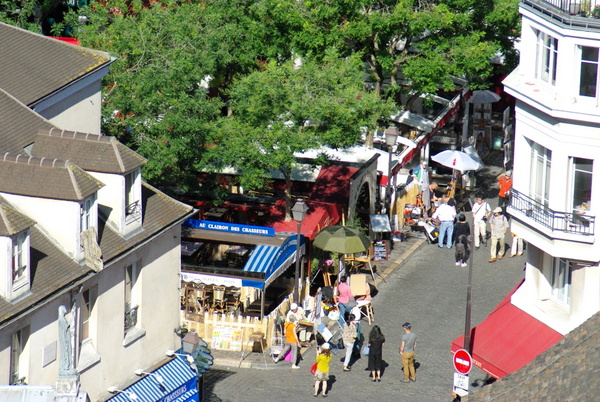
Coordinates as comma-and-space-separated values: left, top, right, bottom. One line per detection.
432, 196, 456, 248
472, 196, 491, 248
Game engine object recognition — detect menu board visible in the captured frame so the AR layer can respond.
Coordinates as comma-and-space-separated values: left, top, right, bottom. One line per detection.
373, 240, 389, 262
211, 326, 243, 351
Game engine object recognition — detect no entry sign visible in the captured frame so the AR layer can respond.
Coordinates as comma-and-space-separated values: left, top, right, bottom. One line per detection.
453, 349, 473, 374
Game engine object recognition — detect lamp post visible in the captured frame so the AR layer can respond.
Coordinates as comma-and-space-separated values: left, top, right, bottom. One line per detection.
291, 199, 308, 303
385, 126, 399, 215
463, 236, 474, 351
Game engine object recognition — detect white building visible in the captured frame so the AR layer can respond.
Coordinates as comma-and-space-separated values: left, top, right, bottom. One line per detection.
0, 23, 196, 401
503, 0, 600, 335
451, 0, 600, 380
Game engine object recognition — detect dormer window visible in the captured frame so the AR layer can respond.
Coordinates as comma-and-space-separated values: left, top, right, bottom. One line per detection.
124, 169, 141, 221
12, 231, 29, 292
80, 195, 96, 233
535, 30, 558, 85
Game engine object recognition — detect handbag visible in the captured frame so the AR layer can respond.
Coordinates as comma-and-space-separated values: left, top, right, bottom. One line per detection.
361, 345, 370, 356
310, 362, 318, 375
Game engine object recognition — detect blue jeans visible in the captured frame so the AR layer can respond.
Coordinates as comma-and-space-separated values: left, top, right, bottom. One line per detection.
338, 303, 350, 326
438, 221, 454, 248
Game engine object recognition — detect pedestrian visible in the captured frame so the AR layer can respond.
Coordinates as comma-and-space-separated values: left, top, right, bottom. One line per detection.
510, 232, 524, 257
471, 196, 491, 248
273, 316, 300, 368
497, 171, 512, 214
367, 325, 385, 382
489, 207, 509, 262
314, 343, 332, 397
453, 213, 470, 245
423, 182, 439, 217
399, 322, 417, 383
341, 314, 358, 371
431, 196, 456, 249
455, 235, 470, 267
335, 275, 353, 326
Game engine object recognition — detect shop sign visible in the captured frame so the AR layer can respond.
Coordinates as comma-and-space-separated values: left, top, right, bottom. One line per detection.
185, 219, 275, 237
181, 272, 242, 288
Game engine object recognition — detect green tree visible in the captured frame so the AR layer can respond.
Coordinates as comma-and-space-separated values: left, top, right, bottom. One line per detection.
202, 51, 395, 219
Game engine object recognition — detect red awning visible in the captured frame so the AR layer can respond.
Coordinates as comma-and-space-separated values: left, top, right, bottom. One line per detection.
451, 281, 563, 379
309, 165, 359, 206
271, 200, 342, 240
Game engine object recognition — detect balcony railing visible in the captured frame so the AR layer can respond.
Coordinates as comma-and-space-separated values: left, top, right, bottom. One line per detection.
510, 188, 595, 236
125, 200, 141, 218
124, 305, 138, 331
522, 0, 600, 31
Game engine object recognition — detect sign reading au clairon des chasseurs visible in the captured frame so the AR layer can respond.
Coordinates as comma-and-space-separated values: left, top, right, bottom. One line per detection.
184, 219, 275, 237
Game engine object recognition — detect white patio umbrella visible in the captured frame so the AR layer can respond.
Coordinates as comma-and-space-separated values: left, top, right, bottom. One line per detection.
431, 150, 484, 173
469, 89, 501, 104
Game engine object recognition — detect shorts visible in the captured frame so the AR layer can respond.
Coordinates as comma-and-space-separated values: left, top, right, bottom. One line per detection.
314, 370, 329, 381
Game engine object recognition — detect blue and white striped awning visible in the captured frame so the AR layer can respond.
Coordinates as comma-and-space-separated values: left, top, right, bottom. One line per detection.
241, 235, 305, 289
107, 356, 198, 402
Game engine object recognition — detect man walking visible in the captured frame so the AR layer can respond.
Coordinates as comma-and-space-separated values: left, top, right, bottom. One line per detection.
399, 322, 417, 383
497, 171, 512, 214
489, 207, 509, 262
472, 196, 491, 248
432, 196, 456, 249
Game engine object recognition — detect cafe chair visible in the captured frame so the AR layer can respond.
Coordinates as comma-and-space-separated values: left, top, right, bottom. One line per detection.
357, 300, 374, 325
239, 331, 268, 368
211, 285, 226, 314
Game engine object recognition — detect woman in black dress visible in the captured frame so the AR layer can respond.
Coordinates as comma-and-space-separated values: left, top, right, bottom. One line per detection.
367, 325, 385, 382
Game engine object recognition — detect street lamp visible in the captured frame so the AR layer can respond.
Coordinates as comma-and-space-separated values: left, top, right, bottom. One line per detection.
182, 329, 201, 355
464, 236, 474, 351
385, 126, 399, 215
291, 199, 308, 303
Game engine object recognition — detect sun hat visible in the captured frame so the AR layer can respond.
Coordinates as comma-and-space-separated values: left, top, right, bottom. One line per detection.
290, 302, 298, 310
321, 343, 331, 350
493, 207, 502, 213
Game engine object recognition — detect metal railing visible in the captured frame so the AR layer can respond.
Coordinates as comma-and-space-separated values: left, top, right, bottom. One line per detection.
522, 0, 600, 31
124, 305, 139, 331
510, 189, 595, 236
125, 200, 141, 218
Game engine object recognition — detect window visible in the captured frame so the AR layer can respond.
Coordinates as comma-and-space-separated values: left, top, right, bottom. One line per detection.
536, 30, 558, 85
579, 46, 599, 97
529, 141, 552, 206
552, 258, 572, 305
125, 170, 140, 218
124, 262, 140, 332
12, 231, 29, 291
10, 326, 29, 385
80, 196, 94, 233
570, 157, 593, 211
80, 288, 96, 342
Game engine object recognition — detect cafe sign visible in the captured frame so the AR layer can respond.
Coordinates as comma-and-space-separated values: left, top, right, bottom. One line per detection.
185, 219, 275, 237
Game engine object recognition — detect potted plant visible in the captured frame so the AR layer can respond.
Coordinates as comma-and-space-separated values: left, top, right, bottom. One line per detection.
593, 5, 600, 18
580, 0, 591, 16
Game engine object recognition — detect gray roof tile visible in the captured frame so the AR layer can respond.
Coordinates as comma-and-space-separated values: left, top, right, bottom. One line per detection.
0, 89, 55, 154
32, 128, 147, 173
0, 200, 36, 236
0, 153, 104, 200
0, 23, 111, 106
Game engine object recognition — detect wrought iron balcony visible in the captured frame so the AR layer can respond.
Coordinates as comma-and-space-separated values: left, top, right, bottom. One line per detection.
510, 188, 595, 236
126, 200, 141, 218
124, 305, 139, 331
522, 0, 600, 31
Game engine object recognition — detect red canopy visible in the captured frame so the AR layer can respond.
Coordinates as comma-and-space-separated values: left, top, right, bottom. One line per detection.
270, 200, 342, 240
451, 281, 563, 379
309, 165, 359, 206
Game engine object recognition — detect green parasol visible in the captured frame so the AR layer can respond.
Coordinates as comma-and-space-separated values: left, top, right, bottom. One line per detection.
313, 225, 371, 254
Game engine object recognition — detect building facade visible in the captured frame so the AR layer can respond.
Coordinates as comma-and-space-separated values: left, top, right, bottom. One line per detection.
0, 23, 195, 401
503, 0, 600, 335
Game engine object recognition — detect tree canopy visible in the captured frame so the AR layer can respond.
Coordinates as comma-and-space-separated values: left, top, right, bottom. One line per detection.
202, 51, 395, 219
0, 0, 521, 201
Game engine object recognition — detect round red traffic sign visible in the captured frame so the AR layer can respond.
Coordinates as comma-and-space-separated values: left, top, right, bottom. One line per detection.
453, 349, 473, 374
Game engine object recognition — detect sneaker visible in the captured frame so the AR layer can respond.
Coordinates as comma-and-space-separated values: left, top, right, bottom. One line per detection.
291, 365, 300, 369
401, 379, 410, 383
272, 356, 278, 363
461, 262, 467, 267
455, 261, 460, 266
410, 379, 417, 382
489, 258, 496, 263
